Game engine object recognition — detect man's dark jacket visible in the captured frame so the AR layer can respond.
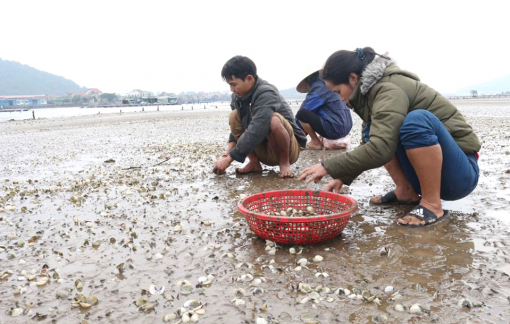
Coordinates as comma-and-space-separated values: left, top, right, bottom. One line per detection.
228, 77, 307, 163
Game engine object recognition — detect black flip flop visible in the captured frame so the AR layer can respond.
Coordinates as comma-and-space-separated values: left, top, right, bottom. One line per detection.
398, 205, 451, 228
369, 191, 421, 206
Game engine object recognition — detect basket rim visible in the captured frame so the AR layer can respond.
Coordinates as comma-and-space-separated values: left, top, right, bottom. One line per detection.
237, 189, 358, 222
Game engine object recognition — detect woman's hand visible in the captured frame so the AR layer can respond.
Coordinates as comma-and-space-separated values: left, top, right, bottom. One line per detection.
325, 179, 344, 193
298, 164, 328, 183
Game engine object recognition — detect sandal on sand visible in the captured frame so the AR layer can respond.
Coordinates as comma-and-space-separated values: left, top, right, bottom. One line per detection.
398, 205, 451, 228
369, 191, 421, 206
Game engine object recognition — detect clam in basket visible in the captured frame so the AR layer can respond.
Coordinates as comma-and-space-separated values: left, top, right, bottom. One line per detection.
237, 190, 358, 245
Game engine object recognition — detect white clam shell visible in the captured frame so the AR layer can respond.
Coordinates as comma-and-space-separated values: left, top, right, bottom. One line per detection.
313, 255, 323, 262
410, 304, 422, 314
384, 286, 394, 293
256, 317, 268, 324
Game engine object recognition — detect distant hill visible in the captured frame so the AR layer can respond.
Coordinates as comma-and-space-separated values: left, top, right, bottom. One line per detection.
0, 59, 87, 96
455, 74, 510, 95
279, 87, 306, 100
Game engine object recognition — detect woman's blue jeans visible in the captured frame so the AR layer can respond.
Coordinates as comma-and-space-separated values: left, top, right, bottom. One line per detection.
397, 110, 479, 201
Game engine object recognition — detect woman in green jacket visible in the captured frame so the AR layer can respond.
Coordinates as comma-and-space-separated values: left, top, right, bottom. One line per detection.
299, 47, 480, 228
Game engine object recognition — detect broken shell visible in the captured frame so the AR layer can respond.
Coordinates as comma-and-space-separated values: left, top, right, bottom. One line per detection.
297, 258, 308, 267
8, 308, 23, 317
300, 296, 311, 304
35, 276, 49, 286
163, 313, 178, 322
177, 280, 191, 286
233, 288, 248, 296
181, 313, 191, 323
379, 246, 390, 256
298, 283, 312, 293
135, 297, 150, 307
251, 287, 265, 295
190, 313, 199, 322
179, 284, 193, 295
75, 279, 84, 291
75, 294, 87, 303
300, 313, 317, 322
25, 300, 35, 308
5, 205, 16, 211
256, 318, 268, 324
232, 298, 246, 306
394, 304, 407, 312
87, 296, 98, 305
149, 284, 165, 295
373, 315, 388, 323
56, 290, 70, 298
183, 300, 202, 309
141, 303, 155, 311
458, 298, 473, 309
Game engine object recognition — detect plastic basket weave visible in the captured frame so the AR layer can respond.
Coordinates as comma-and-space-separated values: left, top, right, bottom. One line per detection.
238, 190, 358, 245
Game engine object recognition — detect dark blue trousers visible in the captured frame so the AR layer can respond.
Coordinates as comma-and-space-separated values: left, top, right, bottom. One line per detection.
397, 110, 479, 201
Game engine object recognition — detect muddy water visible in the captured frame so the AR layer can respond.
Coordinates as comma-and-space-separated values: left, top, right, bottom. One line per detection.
1, 100, 509, 324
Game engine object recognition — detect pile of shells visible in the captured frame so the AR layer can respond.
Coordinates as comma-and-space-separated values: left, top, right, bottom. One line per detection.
263, 206, 318, 217
71, 294, 98, 309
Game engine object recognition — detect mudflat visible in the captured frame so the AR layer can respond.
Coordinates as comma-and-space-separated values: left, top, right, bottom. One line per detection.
1, 99, 509, 323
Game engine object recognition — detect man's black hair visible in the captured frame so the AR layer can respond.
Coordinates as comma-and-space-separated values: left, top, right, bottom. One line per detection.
221, 55, 257, 81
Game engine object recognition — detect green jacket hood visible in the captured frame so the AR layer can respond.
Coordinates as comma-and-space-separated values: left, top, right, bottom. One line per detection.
359, 55, 419, 96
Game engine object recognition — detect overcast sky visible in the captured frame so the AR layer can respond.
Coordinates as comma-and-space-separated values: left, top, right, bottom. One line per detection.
1, 0, 509, 95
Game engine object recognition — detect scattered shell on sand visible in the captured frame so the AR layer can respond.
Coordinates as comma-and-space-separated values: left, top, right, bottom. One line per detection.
410, 303, 422, 314
313, 255, 323, 262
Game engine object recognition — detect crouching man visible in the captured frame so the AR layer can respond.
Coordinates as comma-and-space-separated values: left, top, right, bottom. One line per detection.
213, 56, 307, 178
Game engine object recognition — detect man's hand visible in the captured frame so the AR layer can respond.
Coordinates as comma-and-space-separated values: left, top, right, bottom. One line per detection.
213, 155, 234, 174
298, 164, 328, 183
325, 179, 344, 193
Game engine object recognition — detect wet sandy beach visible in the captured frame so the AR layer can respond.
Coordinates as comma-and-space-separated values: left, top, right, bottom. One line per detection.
1, 99, 509, 324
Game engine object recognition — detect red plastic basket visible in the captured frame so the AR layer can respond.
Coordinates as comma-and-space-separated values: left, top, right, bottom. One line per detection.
237, 190, 358, 245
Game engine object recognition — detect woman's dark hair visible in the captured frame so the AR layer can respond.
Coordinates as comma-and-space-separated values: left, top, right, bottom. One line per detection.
221, 55, 257, 81
321, 47, 388, 85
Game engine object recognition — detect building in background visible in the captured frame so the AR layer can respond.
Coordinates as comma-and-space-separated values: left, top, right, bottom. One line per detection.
86, 88, 102, 96
0, 95, 47, 108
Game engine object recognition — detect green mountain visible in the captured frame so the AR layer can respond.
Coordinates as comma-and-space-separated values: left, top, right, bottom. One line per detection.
455, 74, 510, 95
0, 59, 87, 96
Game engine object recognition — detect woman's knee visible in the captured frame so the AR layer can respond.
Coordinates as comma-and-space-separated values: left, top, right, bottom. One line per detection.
400, 110, 440, 148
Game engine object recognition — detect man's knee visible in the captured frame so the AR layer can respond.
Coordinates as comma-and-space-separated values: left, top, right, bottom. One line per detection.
270, 115, 283, 131
229, 110, 240, 127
